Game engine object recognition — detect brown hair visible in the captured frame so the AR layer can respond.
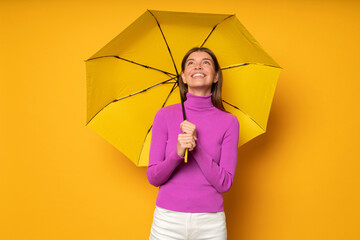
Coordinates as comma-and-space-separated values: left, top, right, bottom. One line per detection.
178, 47, 226, 111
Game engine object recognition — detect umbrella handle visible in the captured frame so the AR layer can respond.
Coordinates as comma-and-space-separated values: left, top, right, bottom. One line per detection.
184, 149, 188, 163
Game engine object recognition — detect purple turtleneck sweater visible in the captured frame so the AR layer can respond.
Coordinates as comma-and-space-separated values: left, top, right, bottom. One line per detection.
147, 92, 239, 213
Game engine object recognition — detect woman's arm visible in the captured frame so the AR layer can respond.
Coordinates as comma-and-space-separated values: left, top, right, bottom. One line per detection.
192, 116, 239, 193
146, 110, 184, 187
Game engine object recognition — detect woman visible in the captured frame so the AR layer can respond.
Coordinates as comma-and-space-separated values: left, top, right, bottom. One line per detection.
147, 47, 239, 240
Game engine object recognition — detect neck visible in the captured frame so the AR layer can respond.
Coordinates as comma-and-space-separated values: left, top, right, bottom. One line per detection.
187, 88, 212, 96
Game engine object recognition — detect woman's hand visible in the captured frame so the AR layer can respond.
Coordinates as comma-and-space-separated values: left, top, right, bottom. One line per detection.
180, 120, 197, 139
177, 121, 197, 157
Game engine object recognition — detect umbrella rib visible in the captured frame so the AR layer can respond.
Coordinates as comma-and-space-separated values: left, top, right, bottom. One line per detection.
86, 76, 177, 125
221, 62, 281, 132
200, 14, 234, 47
223, 100, 265, 132
137, 124, 153, 166
137, 81, 179, 165
148, 10, 186, 120
221, 63, 250, 70
112, 77, 177, 103
86, 55, 177, 77
161, 81, 179, 108
148, 10, 179, 76
165, 80, 187, 119
222, 62, 282, 70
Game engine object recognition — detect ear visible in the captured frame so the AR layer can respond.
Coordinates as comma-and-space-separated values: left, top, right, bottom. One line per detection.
181, 72, 187, 84
213, 72, 219, 83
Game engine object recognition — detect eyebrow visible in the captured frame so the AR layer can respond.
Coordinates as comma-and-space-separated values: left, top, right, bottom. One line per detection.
186, 58, 213, 62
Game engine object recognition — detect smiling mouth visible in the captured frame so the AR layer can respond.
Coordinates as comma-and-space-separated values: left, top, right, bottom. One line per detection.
191, 73, 206, 78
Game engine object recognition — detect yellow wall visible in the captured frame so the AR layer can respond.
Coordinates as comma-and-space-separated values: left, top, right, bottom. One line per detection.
1, 0, 359, 239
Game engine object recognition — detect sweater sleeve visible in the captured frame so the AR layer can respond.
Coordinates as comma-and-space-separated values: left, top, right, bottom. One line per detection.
192, 116, 239, 193
146, 109, 184, 187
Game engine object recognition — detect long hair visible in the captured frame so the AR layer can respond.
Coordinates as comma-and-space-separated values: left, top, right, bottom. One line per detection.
178, 47, 226, 111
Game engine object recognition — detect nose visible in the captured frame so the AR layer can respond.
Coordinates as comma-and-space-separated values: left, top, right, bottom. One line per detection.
194, 62, 202, 69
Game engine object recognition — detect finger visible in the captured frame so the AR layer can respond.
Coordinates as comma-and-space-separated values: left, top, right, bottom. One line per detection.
178, 133, 193, 139
178, 135, 194, 144
181, 123, 191, 131
182, 122, 195, 130
182, 126, 196, 135
181, 134, 196, 141
180, 121, 192, 129
189, 141, 196, 151
181, 121, 196, 130
183, 120, 195, 126
180, 143, 192, 150
179, 135, 194, 145
186, 141, 196, 150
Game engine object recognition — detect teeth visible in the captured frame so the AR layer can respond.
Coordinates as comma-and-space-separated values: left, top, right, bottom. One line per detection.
193, 73, 205, 77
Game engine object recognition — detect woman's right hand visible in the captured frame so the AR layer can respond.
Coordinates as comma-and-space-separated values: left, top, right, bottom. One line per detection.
177, 133, 196, 157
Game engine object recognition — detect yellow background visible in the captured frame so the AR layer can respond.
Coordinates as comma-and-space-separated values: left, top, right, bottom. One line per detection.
1, 0, 359, 239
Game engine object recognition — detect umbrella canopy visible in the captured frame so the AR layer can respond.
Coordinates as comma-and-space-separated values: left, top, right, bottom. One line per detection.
85, 10, 281, 166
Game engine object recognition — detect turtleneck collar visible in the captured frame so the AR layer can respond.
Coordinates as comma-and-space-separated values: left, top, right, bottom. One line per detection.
184, 92, 215, 110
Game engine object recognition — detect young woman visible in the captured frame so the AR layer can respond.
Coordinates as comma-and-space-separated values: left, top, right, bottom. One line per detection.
147, 47, 239, 240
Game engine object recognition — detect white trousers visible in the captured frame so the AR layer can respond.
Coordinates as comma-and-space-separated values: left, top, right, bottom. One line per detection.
149, 206, 227, 240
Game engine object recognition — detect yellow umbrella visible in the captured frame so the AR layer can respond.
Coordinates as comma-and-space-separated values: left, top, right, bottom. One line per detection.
85, 10, 281, 167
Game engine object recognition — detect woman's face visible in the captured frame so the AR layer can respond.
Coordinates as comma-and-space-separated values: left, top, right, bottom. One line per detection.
181, 51, 219, 96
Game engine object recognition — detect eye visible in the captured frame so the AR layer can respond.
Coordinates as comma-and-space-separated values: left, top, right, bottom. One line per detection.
203, 61, 211, 65
187, 61, 194, 66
